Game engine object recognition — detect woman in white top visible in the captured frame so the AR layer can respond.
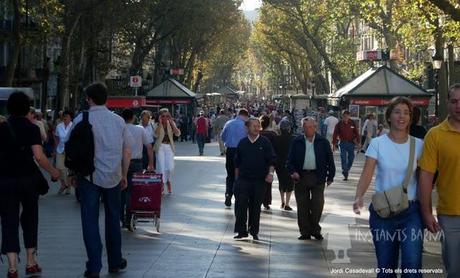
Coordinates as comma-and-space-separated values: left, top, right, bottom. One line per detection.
353, 97, 424, 277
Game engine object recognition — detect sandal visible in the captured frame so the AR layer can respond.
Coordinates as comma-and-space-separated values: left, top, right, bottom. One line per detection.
26, 264, 42, 275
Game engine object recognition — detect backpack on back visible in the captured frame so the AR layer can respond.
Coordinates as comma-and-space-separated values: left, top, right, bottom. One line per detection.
65, 111, 95, 176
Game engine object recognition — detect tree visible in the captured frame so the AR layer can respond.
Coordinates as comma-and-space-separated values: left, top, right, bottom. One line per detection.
1, 0, 63, 86
427, 0, 460, 21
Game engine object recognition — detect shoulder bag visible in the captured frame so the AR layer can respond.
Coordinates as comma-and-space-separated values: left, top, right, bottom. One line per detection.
6, 120, 49, 195
371, 136, 415, 218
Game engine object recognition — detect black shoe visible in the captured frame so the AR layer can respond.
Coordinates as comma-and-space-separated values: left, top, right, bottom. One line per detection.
264, 205, 270, 210
233, 233, 248, 239
311, 233, 324, 240
225, 196, 232, 207
343, 177, 348, 181
84, 271, 100, 278
108, 258, 127, 273
298, 235, 311, 240
284, 205, 293, 211
252, 234, 259, 240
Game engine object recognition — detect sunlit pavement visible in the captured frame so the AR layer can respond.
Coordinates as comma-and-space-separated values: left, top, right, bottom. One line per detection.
0, 141, 443, 277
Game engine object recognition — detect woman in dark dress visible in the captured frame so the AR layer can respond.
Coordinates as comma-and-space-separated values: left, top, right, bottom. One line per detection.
0, 92, 60, 277
273, 120, 295, 210
259, 115, 277, 210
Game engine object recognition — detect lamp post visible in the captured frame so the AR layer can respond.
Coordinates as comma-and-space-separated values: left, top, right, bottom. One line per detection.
432, 55, 443, 117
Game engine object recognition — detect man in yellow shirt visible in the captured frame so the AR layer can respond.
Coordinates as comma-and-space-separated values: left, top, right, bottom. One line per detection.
419, 83, 460, 277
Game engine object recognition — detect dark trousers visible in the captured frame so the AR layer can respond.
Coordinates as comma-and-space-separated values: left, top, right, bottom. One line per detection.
263, 182, 272, 207
77, 177, 123, 273
225, 148, 237, 198
196, 133, 206, 154
180, 126, 188, 141
234, 178, 266, 235
294, 171, 325, 236
0, 176, 39, 254
120, 159, 143, 224
142, 143, 155, 170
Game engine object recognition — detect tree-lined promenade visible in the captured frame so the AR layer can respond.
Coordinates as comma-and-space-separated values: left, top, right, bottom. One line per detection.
2, 0, 460, 116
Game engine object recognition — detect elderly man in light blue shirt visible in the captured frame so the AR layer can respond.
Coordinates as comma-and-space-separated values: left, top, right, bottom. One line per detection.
69, 83, 133, 277
221, 108, 249, 207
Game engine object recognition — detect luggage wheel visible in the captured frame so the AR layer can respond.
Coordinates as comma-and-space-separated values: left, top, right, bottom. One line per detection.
154, 215, 160, 232
129, 215, 136, 232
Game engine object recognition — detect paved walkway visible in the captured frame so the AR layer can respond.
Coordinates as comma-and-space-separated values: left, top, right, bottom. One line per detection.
1, 141, 444, 277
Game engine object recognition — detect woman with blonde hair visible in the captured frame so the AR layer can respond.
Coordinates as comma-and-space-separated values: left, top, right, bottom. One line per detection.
155, 108, 181, 194
353, 97, 424, 277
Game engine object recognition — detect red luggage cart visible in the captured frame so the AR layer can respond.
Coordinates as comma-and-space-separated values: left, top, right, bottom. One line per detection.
129, 172, 163, 232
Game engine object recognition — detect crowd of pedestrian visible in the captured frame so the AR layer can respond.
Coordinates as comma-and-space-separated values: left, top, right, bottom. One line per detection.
0, 82, 459, 277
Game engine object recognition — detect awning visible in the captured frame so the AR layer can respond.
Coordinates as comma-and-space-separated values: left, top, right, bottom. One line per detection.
145, 78, 196, 98
0, 87, 34, 101
332, 66, 432, 99
146, 99, 192, 105
350, 98, 430, 106
106, 96, 146, 108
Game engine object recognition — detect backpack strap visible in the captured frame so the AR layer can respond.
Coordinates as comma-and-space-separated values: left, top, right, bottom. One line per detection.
83, 111, 89, 123
402, 136, 415, 192
82, 111, 93, 183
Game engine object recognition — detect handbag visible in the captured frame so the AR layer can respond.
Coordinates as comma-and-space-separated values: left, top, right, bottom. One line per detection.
6, 120, 49, 195
34, 166, 50, 195
371, 136, 415, 218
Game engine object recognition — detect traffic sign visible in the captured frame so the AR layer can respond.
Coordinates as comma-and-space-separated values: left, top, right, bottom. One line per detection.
129, 75, 142, 87
170, 68, 184, 75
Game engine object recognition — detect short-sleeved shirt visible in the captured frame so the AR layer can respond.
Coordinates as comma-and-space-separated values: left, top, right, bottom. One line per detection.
323, 116, 338, 135
419, 119, 460, 215
138, 121, 156, 142
127, 124, 153, 159
54, 122, 73, 154
0, 117, 42, 178
365, 134, 423, 201
70, 106, 134, 188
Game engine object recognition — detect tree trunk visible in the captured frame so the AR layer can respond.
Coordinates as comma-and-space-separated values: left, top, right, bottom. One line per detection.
41, 36, 49, 113
153, 40, 166, 86
447, 43, 455, 86
2, 0, 21, 87
58, 13, 81, 110
434, 20, 448, 120
192, 68, 203, 93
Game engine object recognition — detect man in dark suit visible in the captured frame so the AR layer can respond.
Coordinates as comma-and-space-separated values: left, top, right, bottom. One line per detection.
286, 117, 335, 240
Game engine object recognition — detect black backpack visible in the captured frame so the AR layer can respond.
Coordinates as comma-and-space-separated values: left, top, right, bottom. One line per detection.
65, 111, 95, 176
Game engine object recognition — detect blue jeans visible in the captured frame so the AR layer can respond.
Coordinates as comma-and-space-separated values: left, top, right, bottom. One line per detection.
369, 202, 423, 278
196, 133, 205, 154
339, 142, 355, 175
77, 177, 123, 273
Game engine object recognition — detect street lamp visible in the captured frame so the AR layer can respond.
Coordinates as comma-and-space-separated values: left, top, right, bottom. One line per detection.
432, 55, 443, 117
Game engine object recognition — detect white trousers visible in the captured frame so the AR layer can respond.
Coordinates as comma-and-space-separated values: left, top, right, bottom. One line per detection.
156, 143, 174, 183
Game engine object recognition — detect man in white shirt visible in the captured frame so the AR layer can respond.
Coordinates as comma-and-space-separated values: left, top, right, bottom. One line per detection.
121, 109, 154, 229
54, 110, 73, 194
138, 110, 156, 169
360, 113, 378, 152
323, 110, 339, 146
